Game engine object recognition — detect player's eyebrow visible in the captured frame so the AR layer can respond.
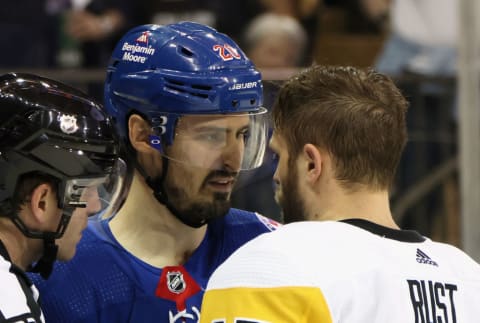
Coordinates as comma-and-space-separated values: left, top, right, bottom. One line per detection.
193, 124, 249, 134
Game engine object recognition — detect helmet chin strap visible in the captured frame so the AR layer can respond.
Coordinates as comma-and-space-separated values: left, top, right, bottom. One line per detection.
30, 236, 58, 279
11, 211, 71, 279
136, 157, 208, 228
28, 211, 73, 279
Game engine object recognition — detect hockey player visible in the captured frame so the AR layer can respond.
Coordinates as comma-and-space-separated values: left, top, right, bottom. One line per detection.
200, 65, 480, 322
32, 22, 279, 322
0, 73, 126, 322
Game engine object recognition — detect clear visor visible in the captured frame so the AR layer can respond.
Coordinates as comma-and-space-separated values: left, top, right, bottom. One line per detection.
149, 108, 269, 171
62, 158, 128, 220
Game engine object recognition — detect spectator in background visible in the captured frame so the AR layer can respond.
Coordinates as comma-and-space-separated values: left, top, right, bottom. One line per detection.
368, 0, 457, 77
244, 13, 308, 68
0, 1, 56, 68
323, 0, 389, 34
58, 0, 135, 69
136, 0, 218, 30
231, 13, 308, 221
0, 0, 133, 70
136, 0, 260, 48
364, 0, 459, 237
55, 0, 137, 100
135, 0, 320, 66
214, 0, 264, 43
257, 0, 321, 65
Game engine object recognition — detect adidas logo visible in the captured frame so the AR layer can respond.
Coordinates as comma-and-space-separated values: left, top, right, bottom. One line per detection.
416, 248, 438, 266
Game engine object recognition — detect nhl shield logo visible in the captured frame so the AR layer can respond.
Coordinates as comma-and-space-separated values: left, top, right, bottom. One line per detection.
167, 271, 186, 294
58, 114, 79, 134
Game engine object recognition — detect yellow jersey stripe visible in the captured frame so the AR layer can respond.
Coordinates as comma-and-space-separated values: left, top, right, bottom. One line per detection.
200, 286, 333, 323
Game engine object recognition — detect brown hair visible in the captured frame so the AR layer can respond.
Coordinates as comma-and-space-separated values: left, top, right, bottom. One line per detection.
272, 65, 408, 190
12, 172, 59, 214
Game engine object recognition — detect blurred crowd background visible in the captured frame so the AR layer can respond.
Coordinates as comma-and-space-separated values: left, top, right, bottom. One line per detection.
0, 0, 465, 247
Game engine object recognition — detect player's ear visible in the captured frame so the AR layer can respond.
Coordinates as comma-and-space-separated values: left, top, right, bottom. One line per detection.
128, 114, 153, 153
28, 183, 55, 224
303, 143, 322, 184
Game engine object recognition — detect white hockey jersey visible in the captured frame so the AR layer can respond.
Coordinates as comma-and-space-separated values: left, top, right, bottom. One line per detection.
201, 219, 480, 323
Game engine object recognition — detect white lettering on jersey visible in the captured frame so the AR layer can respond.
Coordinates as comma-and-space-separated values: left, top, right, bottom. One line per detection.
169, 306, 200, 323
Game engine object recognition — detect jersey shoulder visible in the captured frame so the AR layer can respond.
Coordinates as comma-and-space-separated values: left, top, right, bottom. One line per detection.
426, 239, 480, 277
203, 209, 281, 267
218, 208, 281, 245
223, 208, 281, 232
206, 220, 395, 290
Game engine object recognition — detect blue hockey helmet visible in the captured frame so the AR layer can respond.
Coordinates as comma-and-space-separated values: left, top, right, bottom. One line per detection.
104, 22, 268, 171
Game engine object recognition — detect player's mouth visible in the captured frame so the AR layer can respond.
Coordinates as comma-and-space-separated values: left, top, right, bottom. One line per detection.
206, 177, 236, 193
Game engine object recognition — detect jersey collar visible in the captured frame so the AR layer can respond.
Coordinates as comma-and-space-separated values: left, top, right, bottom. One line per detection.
340, 218, 426, 242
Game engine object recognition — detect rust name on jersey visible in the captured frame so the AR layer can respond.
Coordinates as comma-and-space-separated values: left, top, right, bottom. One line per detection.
407, 279, 457, 323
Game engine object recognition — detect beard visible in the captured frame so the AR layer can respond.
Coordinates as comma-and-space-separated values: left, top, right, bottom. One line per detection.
164, 169, 234, 226
278, 164, 308, 224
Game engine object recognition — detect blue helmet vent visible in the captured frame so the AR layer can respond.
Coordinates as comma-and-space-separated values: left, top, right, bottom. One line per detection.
179, 46, 194, 58
164, 78, 213, 99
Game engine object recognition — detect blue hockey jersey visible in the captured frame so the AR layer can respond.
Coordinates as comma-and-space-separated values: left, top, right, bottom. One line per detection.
30, 209, 279, 323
